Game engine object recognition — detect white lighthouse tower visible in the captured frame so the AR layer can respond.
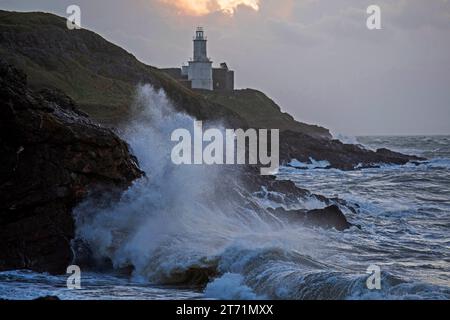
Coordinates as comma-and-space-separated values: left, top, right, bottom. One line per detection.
187, 27, 213, 90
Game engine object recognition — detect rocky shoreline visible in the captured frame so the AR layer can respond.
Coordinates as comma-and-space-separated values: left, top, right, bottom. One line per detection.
0, 10, 423, 277
0, 58, 421, 276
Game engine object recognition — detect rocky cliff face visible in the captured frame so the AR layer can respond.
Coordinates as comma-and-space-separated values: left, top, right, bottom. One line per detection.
0, 61, 143, 273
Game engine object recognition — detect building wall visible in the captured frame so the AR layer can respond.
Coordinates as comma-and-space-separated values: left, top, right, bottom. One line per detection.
188, 61, 213, 90
227, 70, 234, 91
193, 40, 208, 61
161, 65, 233, 92
213, 68, 234, 91
160, 68, 183, 79
181, 65, 189, 76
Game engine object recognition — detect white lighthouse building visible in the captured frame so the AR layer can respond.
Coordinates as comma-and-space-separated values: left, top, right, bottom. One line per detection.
183, 27, 213, 90
163, 27, 234, 92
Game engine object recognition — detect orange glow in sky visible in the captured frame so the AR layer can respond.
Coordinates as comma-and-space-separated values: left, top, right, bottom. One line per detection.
160, 0, 260, 16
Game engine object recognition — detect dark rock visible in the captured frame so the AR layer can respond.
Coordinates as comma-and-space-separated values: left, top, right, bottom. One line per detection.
38, 88, 88, 117
279, 130, 424, 170
33, 296, 60, 301
305, 205, 354, 231
268, 205, 354, 231
0, 60, 143, 274
214, 165, 359, 233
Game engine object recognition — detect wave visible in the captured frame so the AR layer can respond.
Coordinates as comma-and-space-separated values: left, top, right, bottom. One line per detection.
72, 85, 450, 300
356, 135, 450, 159
331, 132, 361, 146
369, 158, 450, 170
288, 158, 331, 169
283, 157, 450, 173
0, 270, 202, 300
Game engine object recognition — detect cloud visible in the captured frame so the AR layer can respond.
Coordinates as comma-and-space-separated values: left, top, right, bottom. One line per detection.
386, 0, 450, 30
159, 0, 260, 16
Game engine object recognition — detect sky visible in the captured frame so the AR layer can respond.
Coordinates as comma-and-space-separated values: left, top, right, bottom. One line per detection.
1, 0, 450, 135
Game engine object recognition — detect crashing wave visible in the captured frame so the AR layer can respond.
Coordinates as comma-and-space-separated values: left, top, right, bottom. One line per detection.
72, 85, 450, 300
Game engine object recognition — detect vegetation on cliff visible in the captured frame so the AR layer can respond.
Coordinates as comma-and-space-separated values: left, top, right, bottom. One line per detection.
203, 89, 331, 138
0, 10, 242, 127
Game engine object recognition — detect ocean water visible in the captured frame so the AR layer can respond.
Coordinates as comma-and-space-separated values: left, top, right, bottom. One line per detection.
0, 87, 449, 300
276, 135, 450, 299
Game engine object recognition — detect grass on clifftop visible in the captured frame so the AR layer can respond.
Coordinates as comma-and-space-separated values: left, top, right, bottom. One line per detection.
203, 89, 330, 137
0, 10, 329, 137
0, 10, 206, 124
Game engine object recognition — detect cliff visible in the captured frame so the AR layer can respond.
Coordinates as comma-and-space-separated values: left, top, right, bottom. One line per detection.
203, 89, 331, 138
0, 60, 142, 273
0, 60, 358, 276
0, 10, 421, 170
0, 10, 243, 127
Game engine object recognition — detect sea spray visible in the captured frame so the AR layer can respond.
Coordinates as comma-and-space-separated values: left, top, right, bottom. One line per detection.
72, 85, 450, 300
72, 84, 329, 294
74, 84, 231, 279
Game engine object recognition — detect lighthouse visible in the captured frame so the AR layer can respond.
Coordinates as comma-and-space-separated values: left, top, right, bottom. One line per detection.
187, 27, 213, 90
163, 27, 234, 92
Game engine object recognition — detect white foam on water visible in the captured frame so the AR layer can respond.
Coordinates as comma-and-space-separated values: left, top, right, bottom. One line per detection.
288, 158, 331, 169
70, 85, 450, 300
204, 273, 264, 300
331, 132, 361, 146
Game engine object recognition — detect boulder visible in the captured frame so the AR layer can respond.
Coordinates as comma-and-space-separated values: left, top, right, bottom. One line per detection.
268, 205, 354, 231
305, 205, 354, 231
33, 296, 61, 301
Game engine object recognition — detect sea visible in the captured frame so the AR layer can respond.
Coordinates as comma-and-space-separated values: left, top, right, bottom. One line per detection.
0, 87, 449, 300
